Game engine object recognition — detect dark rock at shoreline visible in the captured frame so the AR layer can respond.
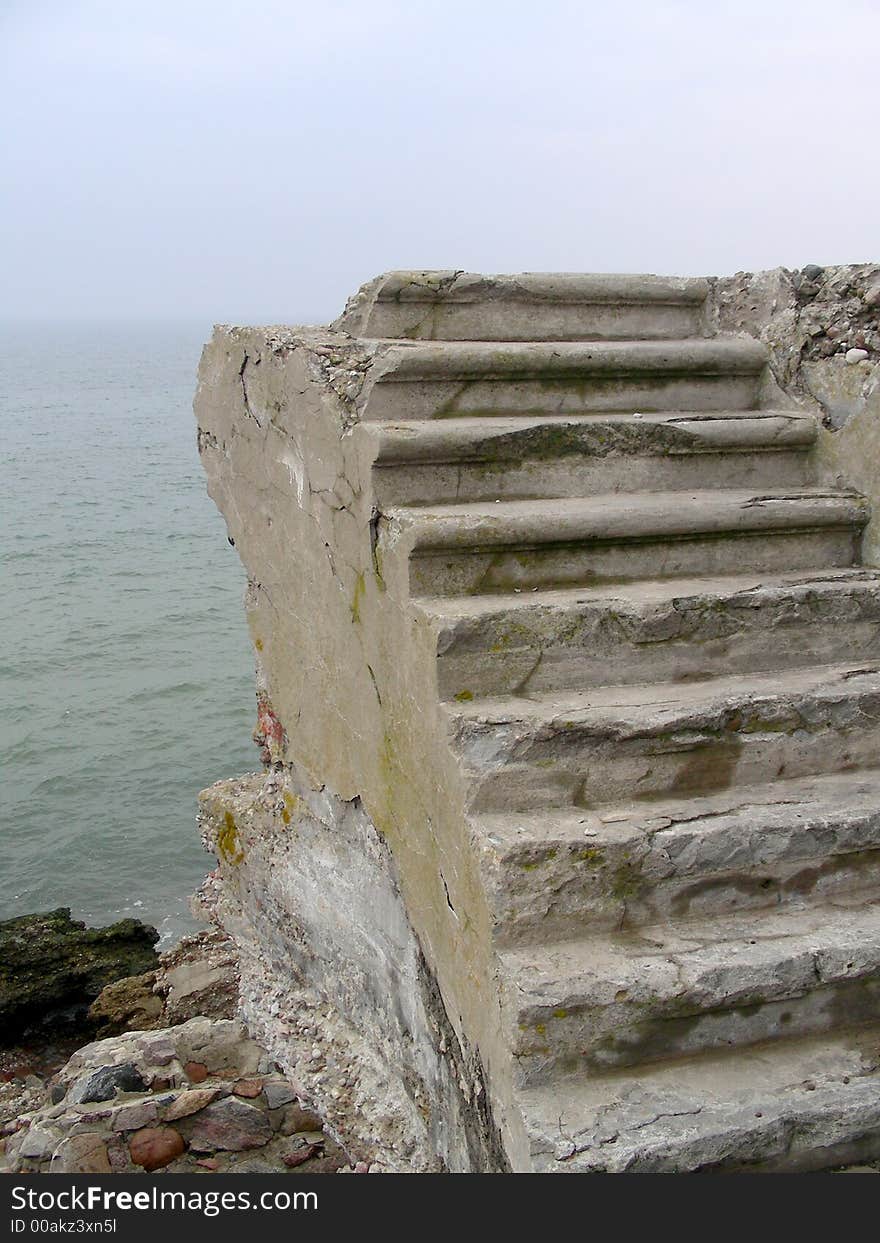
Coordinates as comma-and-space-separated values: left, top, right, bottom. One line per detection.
0, 909, 160, 1042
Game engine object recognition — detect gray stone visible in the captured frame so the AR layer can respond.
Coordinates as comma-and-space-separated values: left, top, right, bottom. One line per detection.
68, 1062, 147, 1104
111, 1100, 158, 1131
262, 1080, 298, 1109
18, 1124, 60, 1161
135, 1032, 176, 1065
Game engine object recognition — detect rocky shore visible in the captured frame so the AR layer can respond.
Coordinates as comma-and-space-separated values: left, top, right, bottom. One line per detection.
0, 912, 367, 1175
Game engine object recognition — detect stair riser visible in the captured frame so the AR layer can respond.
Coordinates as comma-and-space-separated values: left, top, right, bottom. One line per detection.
410, 528, 860, 597
484, 827, 880, 946
375, 450, 812, 507
456, 692, 880, 812
435, 596, 880, 699
512, 975, 880, 1084
522, 1022, 880, 1171
359, 301, 706, 342
365, 373, 762, 420
536, 1116, 880, 1174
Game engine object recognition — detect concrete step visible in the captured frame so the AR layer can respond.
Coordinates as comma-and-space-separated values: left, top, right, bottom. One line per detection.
517, 1026, 880, 1171
474, 768, 880, 944
337, 271, 711, 342
370, 411, 817, 505
449, 661, 880, 811
361, 338, 767, 419
419, 568, 880, 698
501, 894, 880, 1081
392, 488, 867, 596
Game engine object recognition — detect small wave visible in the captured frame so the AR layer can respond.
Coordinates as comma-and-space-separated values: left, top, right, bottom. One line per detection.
127, 681, 206, 704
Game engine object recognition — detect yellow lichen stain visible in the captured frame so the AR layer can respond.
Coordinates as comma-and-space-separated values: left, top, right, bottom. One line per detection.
453, 689, 474, 702
553, 1008, 568, 1019
535, 1023, 546, 1035
350, 572, 366, 624
217, 810, 245, 866
520, 848, 558, 870
375, 729, 405, 847
254, 637, 264, 652
280, 789, 299, 826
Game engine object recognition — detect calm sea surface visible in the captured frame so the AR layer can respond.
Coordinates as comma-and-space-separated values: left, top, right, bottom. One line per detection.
1, 323, 256, 942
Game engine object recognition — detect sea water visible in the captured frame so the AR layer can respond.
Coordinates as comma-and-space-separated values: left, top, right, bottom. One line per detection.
1, 322, 256, 942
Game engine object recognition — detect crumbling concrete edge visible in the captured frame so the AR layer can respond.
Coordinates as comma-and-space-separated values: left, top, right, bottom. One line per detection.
706, 265, 880, 564
197, 767, 509, 1173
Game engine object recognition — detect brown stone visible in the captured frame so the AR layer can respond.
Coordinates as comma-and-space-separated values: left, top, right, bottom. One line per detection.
282, 1141, 322, 1168
186, 1096, 272, 1152
196, 1157, 220, 1170
162, 1088, 220, 1121
151, 1077, 172, 1092
280, 1104, 324, 1135
128, 1126, 185, 1171
232, 1078, 263, 1098
184, 1062, 208, 1083
88, 971, 163, 1037
50, 1133, 111, 1174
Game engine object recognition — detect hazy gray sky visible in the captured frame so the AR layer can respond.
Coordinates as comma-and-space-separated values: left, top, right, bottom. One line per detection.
3, 0, 878, 323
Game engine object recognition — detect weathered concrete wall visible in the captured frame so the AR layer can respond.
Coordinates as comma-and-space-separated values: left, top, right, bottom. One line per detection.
710, 265, 880, 562
193, 328, 514, 1170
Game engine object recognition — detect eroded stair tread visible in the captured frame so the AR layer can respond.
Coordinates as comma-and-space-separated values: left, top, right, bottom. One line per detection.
419, 566, 880, 622
374, 410, 817, 462
338, 272, 714, 343
474, 766, 880, 852
392, 488, 867, 549
450, 659, 880, 722
371, 337, 768, 378
501, 891, 880, 1010
518, 1026, 880, 1172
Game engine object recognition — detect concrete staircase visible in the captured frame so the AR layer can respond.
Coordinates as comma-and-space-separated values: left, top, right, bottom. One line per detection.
347, 273, 880, 1170
198, 271, 880, 1171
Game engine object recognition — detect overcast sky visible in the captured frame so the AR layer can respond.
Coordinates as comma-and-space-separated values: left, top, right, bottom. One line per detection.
2, 0, 878, 323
